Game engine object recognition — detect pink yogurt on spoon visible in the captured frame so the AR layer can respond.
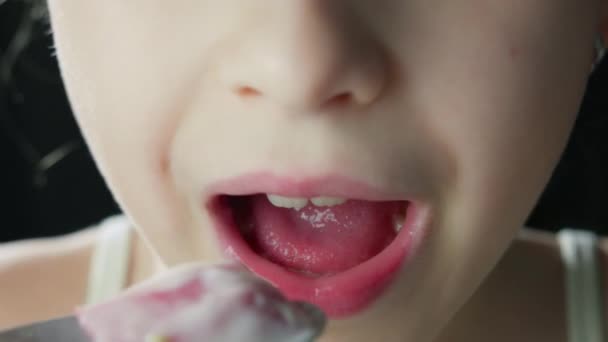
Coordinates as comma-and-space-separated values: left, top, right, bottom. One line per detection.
77, 264, 326, 342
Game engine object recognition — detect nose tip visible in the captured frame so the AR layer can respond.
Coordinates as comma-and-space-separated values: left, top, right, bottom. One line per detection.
219, 5, 389, 112
235, 86, 263, 99
234, 88, 359, 109
233, 60, 387, 110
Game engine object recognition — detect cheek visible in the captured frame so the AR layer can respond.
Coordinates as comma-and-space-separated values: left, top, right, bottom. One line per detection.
430, 73, 581, 239
47, 2, 225, 263
404, 5, 594, 281
411, 6, 592, 229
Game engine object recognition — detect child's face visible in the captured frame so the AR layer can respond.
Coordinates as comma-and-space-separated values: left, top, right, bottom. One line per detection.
48, 1, 603, 340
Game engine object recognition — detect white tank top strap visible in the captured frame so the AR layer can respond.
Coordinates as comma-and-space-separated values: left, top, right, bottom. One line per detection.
557, 228, 606, 342
86, 215, 133, 305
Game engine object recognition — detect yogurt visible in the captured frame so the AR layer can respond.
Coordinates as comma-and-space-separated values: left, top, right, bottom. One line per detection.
77, 263, 326, 342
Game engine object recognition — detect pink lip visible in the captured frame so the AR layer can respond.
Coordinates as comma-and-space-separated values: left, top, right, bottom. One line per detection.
204, 172, 431, 318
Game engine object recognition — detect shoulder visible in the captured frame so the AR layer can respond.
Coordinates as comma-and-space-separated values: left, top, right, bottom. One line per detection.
599, 236, 608, 263
599, 236, 608, 331
526, 229, 608, 338
0, 226, 99, 330
520, 228, 608, 283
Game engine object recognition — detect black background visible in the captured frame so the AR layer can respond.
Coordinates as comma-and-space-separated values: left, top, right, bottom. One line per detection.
1, 1, 607, 242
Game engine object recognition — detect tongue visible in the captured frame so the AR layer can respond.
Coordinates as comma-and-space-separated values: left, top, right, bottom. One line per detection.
232, 195, 405, 275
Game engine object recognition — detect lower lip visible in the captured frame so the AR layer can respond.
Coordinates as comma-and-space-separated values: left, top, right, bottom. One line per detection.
207, 198, 430, 319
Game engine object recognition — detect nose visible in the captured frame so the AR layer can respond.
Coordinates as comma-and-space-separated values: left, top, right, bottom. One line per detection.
216, 3, 390, 111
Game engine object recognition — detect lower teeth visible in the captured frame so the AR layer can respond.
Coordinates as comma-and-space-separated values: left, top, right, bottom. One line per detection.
393, 213, 405, 233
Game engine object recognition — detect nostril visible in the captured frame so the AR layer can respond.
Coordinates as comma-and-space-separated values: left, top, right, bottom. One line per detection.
325, 92, 352, 108
236, 86, 262, 98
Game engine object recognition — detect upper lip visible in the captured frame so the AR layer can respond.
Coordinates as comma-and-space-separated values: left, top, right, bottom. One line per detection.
203, 171, 410, 201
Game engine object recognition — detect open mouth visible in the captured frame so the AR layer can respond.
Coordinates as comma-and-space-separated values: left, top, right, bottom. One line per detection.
205, 175, 428, 318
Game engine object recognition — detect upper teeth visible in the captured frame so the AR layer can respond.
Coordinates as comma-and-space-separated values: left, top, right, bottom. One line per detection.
266, 195, 308, 210
266, 194, 347, 209
310, 197, 347, 207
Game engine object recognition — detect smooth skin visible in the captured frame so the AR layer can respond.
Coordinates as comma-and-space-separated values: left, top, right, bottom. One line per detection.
2, 1, 608, 341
